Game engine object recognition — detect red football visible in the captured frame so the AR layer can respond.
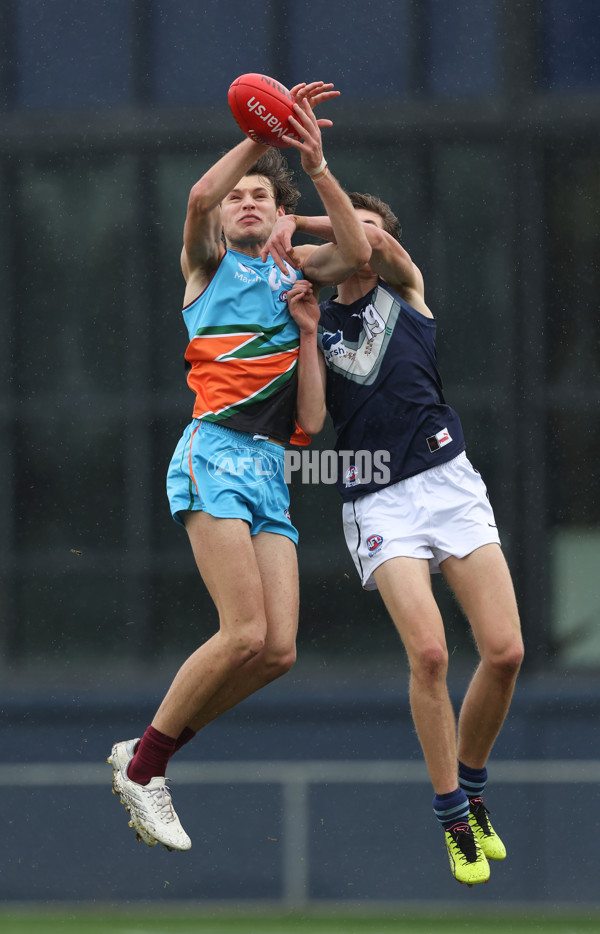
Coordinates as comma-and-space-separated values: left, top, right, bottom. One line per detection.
228, 73, 301, 149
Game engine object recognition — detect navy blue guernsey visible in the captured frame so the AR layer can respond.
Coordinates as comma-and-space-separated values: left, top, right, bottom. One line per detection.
318, 279, 465, 501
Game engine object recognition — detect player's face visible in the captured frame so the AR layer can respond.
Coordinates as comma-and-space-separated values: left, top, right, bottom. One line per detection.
222, 174, 284, 252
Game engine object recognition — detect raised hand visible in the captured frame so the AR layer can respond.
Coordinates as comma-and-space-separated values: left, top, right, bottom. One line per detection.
282, 96, 328, 176
290, 81, 340, 126
287, 279, 321, 335
260, 214, 300, 273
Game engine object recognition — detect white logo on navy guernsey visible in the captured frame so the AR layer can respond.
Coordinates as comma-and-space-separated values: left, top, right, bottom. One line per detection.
427, 427, 453, 453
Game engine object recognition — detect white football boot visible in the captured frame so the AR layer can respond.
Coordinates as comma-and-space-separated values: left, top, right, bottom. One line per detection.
108, 738, 156, 847
108, 739, 191, 852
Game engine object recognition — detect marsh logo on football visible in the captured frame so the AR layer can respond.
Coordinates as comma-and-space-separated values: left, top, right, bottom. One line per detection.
208, 447, 280, 486
366, 534, 384, 556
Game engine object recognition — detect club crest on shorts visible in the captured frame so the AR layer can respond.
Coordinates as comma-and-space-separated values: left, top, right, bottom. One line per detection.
366, 534, 384, 556
344, 463, 360, 487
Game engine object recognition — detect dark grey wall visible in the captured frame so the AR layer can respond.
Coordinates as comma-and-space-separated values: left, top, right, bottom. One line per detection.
2, 675, 599, 906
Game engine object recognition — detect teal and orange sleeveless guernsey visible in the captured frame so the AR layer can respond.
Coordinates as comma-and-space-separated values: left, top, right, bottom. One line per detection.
183, 249, 310, 446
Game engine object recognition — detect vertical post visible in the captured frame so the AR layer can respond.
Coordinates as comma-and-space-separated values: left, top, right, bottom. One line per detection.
282, 777, 309, 906
499, 0, 551, 663
0, 159, 19, 661
123, 153, 159, 659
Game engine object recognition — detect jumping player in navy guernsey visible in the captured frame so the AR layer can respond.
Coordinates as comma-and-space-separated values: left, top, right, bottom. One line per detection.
263, 192, 524, 887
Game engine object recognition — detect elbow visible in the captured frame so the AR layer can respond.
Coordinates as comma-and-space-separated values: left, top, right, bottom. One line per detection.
347, 242, 372, 273
187, 180, 213, 218
297, 406, 326, 436
356, 241, 373, 268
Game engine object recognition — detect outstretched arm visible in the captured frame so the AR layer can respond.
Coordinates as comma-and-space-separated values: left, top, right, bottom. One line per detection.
287, 279, 327, 436
182, 137, 269, 298
264, 212, 429, 312
261, 95, 371, 290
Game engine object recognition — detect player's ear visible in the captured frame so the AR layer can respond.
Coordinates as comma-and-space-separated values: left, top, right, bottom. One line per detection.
276, 205, 286, 217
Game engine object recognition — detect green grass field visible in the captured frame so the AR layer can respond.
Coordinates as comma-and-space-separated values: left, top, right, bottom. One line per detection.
1, 912, 599, 934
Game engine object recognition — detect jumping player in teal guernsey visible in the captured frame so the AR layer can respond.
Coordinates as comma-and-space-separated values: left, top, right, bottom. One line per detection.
107, 85, 371, 854
263, 192, 524, 887
181, 248, 304, 440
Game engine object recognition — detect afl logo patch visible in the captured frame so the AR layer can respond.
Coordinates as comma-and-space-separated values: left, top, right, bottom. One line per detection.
344, 464, 360, 487
366, 534, 383, 556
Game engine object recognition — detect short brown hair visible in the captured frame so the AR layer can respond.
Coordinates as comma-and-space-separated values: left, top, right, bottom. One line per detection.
246, 150, 300, 214
348, 192, 402, 241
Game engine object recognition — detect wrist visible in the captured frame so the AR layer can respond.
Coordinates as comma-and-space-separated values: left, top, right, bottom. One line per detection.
294, 214, 307, 231
299, 323, 319, 340
307, 157, 328, 182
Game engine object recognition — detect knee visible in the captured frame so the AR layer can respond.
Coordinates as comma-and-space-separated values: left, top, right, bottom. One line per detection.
486, 636, 524, 682
224, 621, 267, 666
504, 638, 525, 676
410, 640, 449, 684
259, 643, 297, 681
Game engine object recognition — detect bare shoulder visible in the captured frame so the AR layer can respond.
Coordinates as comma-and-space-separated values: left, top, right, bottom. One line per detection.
181, 244, 223, 306
395, 263, 434, 319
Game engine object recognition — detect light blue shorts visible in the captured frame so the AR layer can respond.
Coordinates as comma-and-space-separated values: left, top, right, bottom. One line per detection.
166, 419, 298, 545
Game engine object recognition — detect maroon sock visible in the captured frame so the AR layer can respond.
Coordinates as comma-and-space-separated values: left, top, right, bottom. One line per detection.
127, 725, 177, 786
173, 726, 196, 755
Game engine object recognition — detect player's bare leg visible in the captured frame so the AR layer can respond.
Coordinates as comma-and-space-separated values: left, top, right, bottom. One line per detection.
374, 556, 489, 885
110, 514, 298, 851
374, 557, 458, 793
183, 525, 299, 730
442, 543, 524, 860
152, 514, 297, 737
442, 544, 523, 767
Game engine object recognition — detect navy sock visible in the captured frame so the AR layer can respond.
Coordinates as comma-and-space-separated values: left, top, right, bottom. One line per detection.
458, 761, 488, 800
432, 787, 470, 830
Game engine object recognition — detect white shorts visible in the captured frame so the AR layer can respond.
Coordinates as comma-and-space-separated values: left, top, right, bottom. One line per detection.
342, 452, 501, 591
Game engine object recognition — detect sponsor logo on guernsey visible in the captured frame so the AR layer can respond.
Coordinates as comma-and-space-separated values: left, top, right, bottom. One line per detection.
235, 262, 261, 285
426, 427, 453, 453
321, 330, 352, 363
366, 534, 384, 556
208, 446, 280, 486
